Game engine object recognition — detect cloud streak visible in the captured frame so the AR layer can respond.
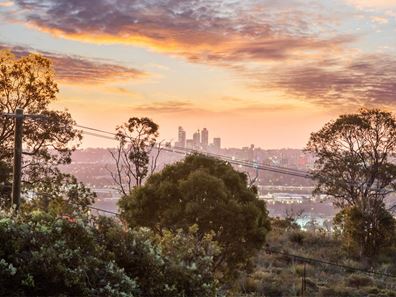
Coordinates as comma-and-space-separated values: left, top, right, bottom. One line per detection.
0, 44, 145, 84
132, 99, 297, 115
10, 0, 396, 108
14, 0, 349, 63
132, 101, 204, 114
249, 54, 396, 108
346, 0, 396, 9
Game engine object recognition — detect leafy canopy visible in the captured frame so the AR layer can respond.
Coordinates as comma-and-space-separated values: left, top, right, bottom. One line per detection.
119, 153, 270, 279
0, 49, 94, 213
306, 108, 396, 208
110, 117, 159, 194
306, 108, 396, 257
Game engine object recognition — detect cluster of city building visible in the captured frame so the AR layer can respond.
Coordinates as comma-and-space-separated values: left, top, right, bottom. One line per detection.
174, 126, 221, 151
173, 127, 316, 171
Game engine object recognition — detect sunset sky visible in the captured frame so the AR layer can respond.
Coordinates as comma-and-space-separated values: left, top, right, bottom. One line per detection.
1, 0, 395, 148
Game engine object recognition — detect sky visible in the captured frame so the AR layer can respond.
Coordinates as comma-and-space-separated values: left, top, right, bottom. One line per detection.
0, 0, 395, 149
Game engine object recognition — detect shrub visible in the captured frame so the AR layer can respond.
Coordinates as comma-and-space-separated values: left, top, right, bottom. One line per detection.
319, 286, 358, 297
346, 274, 373, 288
0, 211, 137, 297
0, 212, 220, 297
289, 231, 305, 245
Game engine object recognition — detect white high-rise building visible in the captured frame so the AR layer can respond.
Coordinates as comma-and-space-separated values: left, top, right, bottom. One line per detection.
176, 126, 186, 148
201, 128, 208, 149
213, 137, 221, 151
193, 130, 201, 149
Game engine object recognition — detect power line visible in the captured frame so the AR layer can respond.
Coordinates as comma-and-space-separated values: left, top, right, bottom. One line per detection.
74, 125, 396, 280
1, 109, 47, 212
75, 125, 115, 136
73, 198, 396, 279
266, 248, 396, 279
88, 205, 119, 216
85, 204, 396, 280
77, 126, 313, 179
81, 130, 115, 141
156, 144, 311, 178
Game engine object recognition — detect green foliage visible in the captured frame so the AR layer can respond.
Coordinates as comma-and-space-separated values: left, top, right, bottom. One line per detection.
119, 153, 270, 280
0, 211, 137, 297
95, 217, 220, 297
306, 108, 396, 258
0, 50, 91, 211
0, 49, 81, 168
319, 286, 357, 297
346, 274, 373, 288
334, 205, 396, 258
239, 223, 396, 297
288, 230, 305, 245
306, 108, 396, 209
0, 161, 12, 209
111, 117, 159, 193
23, 172, 96, 216
270, 217, 300, 231
0, 211, 220, 297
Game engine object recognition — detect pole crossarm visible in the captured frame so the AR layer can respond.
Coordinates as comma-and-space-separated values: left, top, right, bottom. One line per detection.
1, 112, 47, 119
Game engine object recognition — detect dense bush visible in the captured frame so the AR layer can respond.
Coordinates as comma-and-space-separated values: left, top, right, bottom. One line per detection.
0, 212, 137, 297
0, 211, 220, 297
95, 217, 220, 297
346, 274, 373, 288
334, 205, 396, 258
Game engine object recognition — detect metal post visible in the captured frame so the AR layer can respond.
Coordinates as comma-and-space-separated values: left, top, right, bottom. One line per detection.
11, 108, 23, 211
302, 263, 306, 297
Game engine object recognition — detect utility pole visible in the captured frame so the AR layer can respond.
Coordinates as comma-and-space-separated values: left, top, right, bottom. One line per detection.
1, 108, 45, 212
12, 108, 23, 211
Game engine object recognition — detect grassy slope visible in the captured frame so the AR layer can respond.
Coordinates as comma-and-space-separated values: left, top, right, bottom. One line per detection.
238, 221, 396, 297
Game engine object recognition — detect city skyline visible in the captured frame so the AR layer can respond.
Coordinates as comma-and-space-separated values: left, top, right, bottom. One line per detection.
0, 0, 395, 148
175, 126, 221, 150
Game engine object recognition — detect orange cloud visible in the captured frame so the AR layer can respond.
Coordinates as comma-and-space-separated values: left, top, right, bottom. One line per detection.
347, 0, 396, 8
131, 100, 298, 116
246, 54, 396, 108
132, 101, 205, 114
12, 0, 396, 109
15, 0, 350, 64
0, 1, 13, 7
0, 44, 146, 84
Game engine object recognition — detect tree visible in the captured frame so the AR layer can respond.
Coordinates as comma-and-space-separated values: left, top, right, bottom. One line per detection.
109, 117, 160, 195
118, 153, 271, 280
334, 205, 396, 258
0, 50, 92, 211
306, 108, 396, 257
22, 172, 95, 216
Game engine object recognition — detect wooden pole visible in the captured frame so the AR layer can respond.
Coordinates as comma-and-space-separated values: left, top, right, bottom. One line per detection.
11, 108, 23, 211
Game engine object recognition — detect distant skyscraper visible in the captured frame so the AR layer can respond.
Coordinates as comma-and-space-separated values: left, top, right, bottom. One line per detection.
201, 128, 208, 149
177, 126, 186, 148
193, 130, 201, 149
186, 139, 194, 149
213, 137, 221, 150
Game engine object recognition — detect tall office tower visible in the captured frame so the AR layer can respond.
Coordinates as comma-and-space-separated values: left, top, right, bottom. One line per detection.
186, 139, 194, 149
213, 137, 221, 151
193, 130, 201, 149
201, 128, 208, 149
177, 126, 186, 148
